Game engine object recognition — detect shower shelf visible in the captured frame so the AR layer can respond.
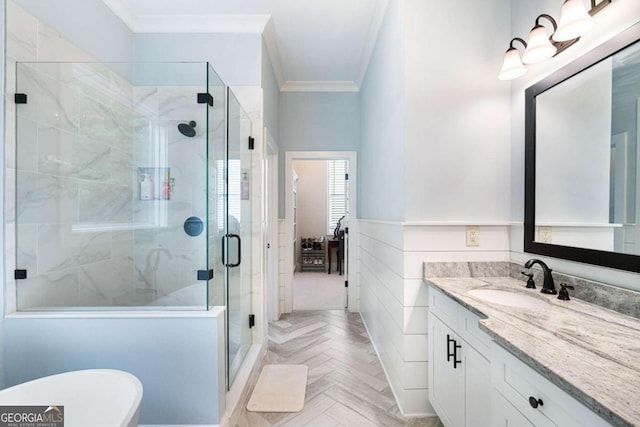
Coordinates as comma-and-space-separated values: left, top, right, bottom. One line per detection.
137, 167, 173, 201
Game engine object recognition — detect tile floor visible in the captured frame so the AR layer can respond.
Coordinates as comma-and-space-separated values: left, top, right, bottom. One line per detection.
233, 310, 443, 426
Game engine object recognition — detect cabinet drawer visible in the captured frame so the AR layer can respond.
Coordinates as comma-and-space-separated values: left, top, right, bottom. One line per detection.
457, 306, 491, 358
491, 343, 609, 427
429, 285, 491, 359
428, 285, 459, 328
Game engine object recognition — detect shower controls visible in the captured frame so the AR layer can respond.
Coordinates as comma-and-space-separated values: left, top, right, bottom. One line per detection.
184, 217, 204, 237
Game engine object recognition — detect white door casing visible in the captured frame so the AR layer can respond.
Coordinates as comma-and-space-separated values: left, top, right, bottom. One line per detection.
284, 151, 358, 313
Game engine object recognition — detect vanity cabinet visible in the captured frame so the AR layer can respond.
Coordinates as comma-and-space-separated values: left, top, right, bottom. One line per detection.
427, 283, 612, 427
491, 343, 610, 427
428, 286, 491, 427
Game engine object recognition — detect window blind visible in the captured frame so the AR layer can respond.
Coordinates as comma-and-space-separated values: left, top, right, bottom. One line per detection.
328, 160, 347, 233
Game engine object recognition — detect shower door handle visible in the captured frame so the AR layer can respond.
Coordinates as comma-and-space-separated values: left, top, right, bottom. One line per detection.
222, 234, 241, 267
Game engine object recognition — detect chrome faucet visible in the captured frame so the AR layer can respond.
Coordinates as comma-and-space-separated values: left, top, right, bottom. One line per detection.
524, 259, 557, 295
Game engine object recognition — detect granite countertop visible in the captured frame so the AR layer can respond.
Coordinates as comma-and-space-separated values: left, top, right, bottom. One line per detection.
424, 275, 640, 427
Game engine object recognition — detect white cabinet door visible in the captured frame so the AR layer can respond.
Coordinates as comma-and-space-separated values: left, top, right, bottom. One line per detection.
492, 389, 536, 427
429, 313, 465, 427
464, 342, 491, 427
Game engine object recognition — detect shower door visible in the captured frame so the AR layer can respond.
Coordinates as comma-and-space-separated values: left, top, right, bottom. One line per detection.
225, 88, 253, 388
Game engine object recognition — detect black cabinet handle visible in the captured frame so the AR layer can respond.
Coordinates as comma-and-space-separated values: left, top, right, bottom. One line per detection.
453, 340, 462, 369
446, 334, 462, 368
447, 334, 455, 362
529, 396, 544, 409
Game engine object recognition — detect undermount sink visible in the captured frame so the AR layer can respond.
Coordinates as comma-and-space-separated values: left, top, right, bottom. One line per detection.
467, 289, 549, 309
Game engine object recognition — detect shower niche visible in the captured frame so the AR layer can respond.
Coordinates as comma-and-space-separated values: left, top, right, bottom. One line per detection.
137, 167, 173, 201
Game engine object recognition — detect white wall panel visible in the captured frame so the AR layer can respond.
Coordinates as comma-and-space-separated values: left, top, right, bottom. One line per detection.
358, 221, 510, 417
403, 361, 429, 389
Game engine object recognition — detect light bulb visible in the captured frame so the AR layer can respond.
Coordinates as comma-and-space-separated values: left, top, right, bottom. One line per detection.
498, 48, 527, 80
523, 25, 557, 64
553, 0, 595, 42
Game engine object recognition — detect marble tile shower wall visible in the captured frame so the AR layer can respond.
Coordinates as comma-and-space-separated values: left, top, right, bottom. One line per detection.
5, 1, 212, 309
132, 86, 209, 305
5, 2, 132, 310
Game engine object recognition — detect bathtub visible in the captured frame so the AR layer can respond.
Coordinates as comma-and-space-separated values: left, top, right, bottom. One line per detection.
0, 369, 143, 427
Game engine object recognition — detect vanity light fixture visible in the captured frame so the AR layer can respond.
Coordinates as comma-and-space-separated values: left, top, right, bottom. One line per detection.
523, 14, 581, 64
523, 15, 559, 64
498, 38, 528, 81
553, 0, 611, 42
499, 0, 612, 80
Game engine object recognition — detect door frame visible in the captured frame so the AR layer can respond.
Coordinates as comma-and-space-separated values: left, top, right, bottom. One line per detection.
265, 128, 280, 321
284, 151, 358, 313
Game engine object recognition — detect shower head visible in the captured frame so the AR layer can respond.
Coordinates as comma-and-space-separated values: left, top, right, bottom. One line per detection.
178, 121, 197, 138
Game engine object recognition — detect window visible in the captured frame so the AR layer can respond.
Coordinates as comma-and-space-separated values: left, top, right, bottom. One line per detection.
327, 160, 347, 234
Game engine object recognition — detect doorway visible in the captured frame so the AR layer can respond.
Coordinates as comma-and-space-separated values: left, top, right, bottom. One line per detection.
284, 151, 357, 313
293, 159, 348, 310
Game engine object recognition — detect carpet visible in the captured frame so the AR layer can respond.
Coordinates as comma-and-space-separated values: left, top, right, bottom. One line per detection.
293, 272, 345, 310
246, 364, 308, 412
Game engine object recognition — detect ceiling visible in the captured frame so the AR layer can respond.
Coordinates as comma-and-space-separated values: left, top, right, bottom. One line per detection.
101, 0, 389, 92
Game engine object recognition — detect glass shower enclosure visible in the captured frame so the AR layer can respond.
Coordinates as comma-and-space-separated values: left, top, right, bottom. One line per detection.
225, 88, 252, 387
12, 61, 252, 388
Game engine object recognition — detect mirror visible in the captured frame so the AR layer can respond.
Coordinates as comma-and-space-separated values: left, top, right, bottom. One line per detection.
525, 21, 640, 273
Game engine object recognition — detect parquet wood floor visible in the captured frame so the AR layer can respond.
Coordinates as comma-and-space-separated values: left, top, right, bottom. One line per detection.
233, 310, 443, 427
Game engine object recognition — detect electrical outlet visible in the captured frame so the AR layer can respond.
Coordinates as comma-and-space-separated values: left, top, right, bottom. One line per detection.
466, 226, 480, 247
538, 226, 552, 243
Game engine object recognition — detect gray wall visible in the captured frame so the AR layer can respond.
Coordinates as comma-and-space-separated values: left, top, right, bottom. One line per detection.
359, 0, 406, 221
134, 33, 262, 86
278, 91, 360, 217
14, 0, 133, 61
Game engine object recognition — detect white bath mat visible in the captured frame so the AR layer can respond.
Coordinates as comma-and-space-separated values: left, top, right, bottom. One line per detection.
246, 364, 308, 412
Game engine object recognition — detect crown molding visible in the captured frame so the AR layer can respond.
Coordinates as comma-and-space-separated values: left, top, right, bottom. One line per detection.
135, 14, 270, 33
101, 0, 270, 33
280, 81, 360, 92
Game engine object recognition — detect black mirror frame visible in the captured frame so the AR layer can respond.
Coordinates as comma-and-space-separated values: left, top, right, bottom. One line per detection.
524, 21, 640, 274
